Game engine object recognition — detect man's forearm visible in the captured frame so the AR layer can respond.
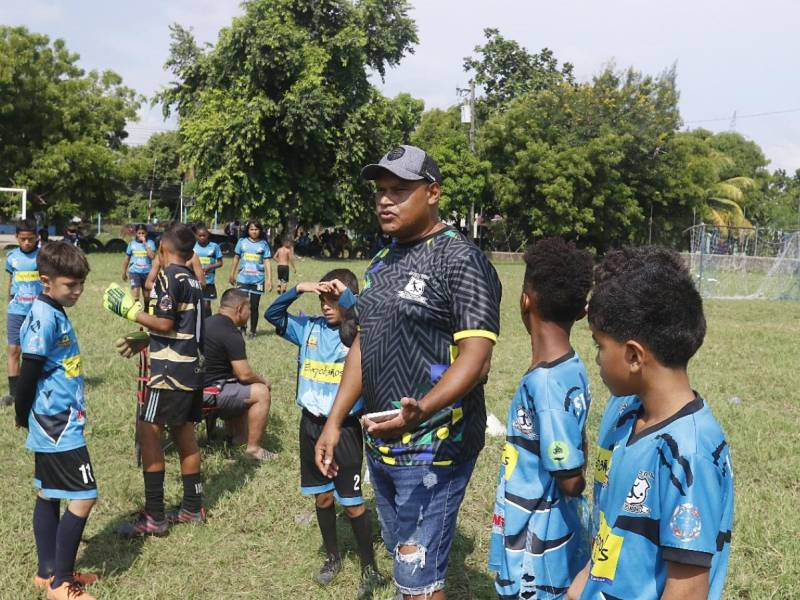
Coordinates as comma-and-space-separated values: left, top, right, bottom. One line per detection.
326, 335, 363, 426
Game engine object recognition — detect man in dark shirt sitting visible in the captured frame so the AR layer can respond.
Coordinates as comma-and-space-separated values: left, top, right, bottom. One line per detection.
204, 288, 273, 461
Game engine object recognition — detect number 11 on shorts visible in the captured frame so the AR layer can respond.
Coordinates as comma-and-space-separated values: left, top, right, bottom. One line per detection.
78, 463, 94, 484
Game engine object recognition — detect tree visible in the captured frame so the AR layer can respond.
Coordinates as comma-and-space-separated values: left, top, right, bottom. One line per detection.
157, 0, 418, 230
0, 27, 141, 221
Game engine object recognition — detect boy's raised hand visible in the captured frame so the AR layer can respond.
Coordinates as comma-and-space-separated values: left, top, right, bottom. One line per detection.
296, 281, 328, 295
103, 283, 143, 322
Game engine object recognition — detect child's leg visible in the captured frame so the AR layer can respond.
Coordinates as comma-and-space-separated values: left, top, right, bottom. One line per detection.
171, 422, 203, 513
51, 498, 95, 589
139, 421, 167, 520
131, 286, 141, 302
249, 293, 260, 334
344, 503, 375, 571
33, 494, 60, 579
6, 343, 20, 398
315, 491, 339, 559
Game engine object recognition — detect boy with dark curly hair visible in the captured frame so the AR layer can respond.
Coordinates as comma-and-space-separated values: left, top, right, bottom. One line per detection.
567, 246, 733, 600
489, 237, 595, 600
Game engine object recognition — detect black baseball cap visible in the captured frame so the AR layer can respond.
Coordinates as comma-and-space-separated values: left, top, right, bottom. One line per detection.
361, 145, 442, 184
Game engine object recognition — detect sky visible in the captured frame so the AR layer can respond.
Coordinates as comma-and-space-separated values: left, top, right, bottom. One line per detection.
2, 0, 799, 171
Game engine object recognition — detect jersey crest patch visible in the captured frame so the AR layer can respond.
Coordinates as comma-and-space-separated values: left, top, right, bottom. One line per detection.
623, 470, 653, 514
398, 273, 429, 304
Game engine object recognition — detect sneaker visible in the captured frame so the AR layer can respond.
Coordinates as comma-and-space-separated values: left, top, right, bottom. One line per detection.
357, 564, 387, 599
47, 581, 95, 600
115, 511, 168, 537
34, 573, 99, 590
0, 394, 13, 407
165, 506, 206, 525
316, 554, 342, 585
248, 332, 257, 339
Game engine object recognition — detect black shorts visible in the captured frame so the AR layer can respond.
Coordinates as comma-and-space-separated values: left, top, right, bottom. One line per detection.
300, 410, 364, 506
202, 284, 218, 301
140, 387, 202, 426
203, 380, 251, 419
277, 265, 290, 284
35, 446, 98, 500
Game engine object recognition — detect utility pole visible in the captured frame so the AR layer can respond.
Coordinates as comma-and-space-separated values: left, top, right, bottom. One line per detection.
179, 178, 184, 223
459, 80, 477, 240
147, 156, 156, 223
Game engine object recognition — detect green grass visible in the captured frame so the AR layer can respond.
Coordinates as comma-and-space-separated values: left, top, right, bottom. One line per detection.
1, 254, 798, 599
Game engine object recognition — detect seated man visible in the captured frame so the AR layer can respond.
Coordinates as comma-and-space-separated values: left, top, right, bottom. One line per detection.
203, 288, 273, 461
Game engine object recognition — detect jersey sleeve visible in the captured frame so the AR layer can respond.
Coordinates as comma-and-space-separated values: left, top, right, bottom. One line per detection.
263, 241, 272, 259
234, 238, 244, 256
446, 247, 501, 343
20, 308, 56, 357
658, 451, 722, 567
224, 328, 247, 362
147, 240, 157, 252
264, 287, 307, 345
152, 272, 178, 321
5, 252, 12, 274
214, 243, 223, 260
535, 378, 586, 474
125, 241, 134, 257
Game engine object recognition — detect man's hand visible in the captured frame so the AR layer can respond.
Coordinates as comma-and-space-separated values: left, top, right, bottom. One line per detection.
103, 283, 143, 322
363, 397, 426, 440
314, 424, 341, 478
115, 331, 150, 358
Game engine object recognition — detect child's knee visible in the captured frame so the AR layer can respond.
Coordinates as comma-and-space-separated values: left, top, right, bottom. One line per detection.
343, 503, 365, 519
315, 492, 334, 508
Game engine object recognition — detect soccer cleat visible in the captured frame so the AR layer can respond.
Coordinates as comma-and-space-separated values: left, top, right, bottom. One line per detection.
316, 554, 342, 585
34, 573, 99, 590
165, 506, 206, 525
357, 564, 387, 599
47, 581, 95, 600
0, 394, 13, 406
248, 332, 257, 339
114, 511, 168, 537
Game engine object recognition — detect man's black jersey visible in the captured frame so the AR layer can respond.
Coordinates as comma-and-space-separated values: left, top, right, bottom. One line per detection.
148, 264, 205, 391
356, 226, 502, 466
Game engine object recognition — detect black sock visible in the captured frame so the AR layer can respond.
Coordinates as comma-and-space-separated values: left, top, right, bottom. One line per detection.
9, 375, 18, 397
181, 472, 203, 513
33, 496, 60, 578
349, 511, 375, 569
316, 504, 339, 560
51, 509, 87, 588
143, 470, 165, 521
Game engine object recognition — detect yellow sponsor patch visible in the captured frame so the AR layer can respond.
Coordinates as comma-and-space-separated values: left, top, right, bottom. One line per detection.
132, 250, 148, 257
199, 256, 211, 264
590, 512, 623, 583
501, 442, 519, 481
595, 447, 613, 486
300, 359, 343, 384
62, 355, 82, 378
243, 252, 262, 262
15, 270, 39, 282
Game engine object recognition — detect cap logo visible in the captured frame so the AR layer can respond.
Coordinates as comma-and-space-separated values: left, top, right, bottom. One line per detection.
386, 147, 406, 161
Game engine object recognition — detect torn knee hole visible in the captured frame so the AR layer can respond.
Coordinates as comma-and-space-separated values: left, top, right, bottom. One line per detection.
396, 543, 426, 569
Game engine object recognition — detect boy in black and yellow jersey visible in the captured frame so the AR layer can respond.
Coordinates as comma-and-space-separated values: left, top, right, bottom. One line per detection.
104, 224, 206, 536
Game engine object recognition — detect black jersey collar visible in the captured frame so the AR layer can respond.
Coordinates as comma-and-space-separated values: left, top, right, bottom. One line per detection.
626, 393, 704, 446
395, 223, 454, 248
37, 293, 66, 315
528, 349, 576, 373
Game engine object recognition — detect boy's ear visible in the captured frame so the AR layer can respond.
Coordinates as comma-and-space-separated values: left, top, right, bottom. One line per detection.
40, 274, 51, 288
623, 340, 645, 374
520, 288, 535, 313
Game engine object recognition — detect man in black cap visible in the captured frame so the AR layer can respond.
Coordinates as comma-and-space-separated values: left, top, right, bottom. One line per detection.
316, 145, 502, 599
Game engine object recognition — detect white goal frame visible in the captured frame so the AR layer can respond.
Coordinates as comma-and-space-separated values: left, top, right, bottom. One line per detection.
0, 187, 27, 219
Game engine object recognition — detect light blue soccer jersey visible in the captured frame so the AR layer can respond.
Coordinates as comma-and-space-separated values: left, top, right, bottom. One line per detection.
234, 238, 271, 287
125, 239, 156, 274
489, 350, 592, 599
583, 394, 734, 600
6, 247, 42, 316
265, 287, 363, 417
194, 241, 223, 284
20, 296, 87, 453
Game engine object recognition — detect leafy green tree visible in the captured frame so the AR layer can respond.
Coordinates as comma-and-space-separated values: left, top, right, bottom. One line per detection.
0, 26, 141, 221
157, 0, 418, 230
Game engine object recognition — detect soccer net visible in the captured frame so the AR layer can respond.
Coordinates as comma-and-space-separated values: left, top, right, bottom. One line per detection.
686, 225, 800, 300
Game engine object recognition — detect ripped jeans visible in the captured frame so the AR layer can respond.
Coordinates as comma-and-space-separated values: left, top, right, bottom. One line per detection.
367, 455, 477, 596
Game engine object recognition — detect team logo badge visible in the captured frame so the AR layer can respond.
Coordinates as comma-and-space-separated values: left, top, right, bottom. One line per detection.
512, 407, 535, 438
548, 440, 570, 464
670, 503, 702, 541
398, 273, 429, 305
159, 295, 173, 312
623, 471, 653, 514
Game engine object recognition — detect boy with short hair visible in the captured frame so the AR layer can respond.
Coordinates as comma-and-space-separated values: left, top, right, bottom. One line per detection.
15, 241, 98, 600
3, 218, 42, 406
567, 246, 734, 600
104, 223, 206, 535
273, 237, 296, 295
122, 224, 156, 306
265, 269, 384, 598
488, 237, 594, 600
193, 223, 223, 315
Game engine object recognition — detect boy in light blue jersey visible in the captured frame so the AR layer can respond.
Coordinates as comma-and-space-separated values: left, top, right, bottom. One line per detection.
489, 238, 594, 600
568, 247, 734, 600
4, 219, 41, 407
122, 224, 156, 305
14, 241, 99, 600
265, 269, 384, 597
229, 220, 271, 338
193, 223, 223, 314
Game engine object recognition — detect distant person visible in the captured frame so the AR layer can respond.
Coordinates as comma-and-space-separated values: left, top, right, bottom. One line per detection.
122, 225, 156, 307
15, 242, 99, 600
38, 228, 49, 244
193, 223, 223, 315
3, 219, 41, 407
489, 238, 594, 599
273, 238, 297, 295
229, 220, 272, 338
63, 224, 79, 246
203, 288, 273, 461
567, 247, 734, 600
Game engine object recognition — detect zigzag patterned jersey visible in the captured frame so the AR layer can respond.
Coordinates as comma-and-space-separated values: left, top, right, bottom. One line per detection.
356, 226, 502, 466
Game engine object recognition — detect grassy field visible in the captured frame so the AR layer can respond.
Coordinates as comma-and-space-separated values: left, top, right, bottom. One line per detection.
1, 253, 798, 599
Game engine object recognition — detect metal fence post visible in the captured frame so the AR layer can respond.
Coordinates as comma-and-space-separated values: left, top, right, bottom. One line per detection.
699, 223, 706, 296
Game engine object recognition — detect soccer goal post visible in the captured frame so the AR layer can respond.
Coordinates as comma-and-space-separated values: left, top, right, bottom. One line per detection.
0, 187, 27, 219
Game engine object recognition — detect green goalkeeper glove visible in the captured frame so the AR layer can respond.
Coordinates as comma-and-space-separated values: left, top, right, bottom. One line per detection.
114, 331, 150, 358
103, 283, 143, 322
